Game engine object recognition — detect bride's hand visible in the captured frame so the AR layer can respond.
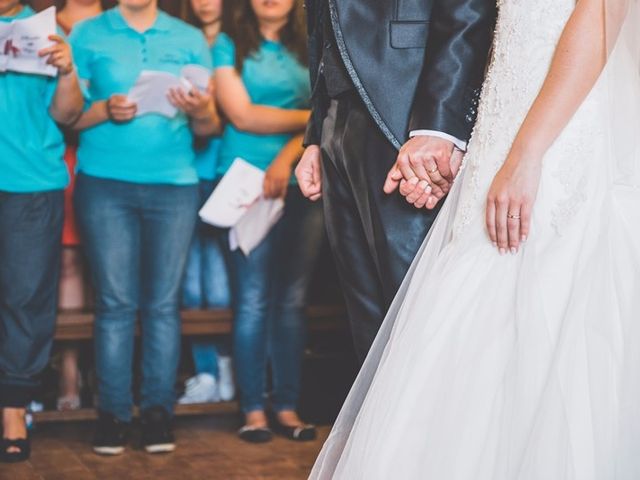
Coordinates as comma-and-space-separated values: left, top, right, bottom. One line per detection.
486, 150, 542, 254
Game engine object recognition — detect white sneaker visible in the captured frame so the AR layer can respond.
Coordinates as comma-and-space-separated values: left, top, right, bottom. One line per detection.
178, 373, 220, 404
217, 356, 236, 402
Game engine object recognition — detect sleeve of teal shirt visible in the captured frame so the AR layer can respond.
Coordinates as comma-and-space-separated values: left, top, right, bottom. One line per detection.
69, 23, 94, 108
212, 33, 236, 69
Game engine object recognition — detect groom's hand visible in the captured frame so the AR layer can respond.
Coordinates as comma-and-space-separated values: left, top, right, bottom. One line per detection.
384, 135, 455, 207
295, 145, 323, 201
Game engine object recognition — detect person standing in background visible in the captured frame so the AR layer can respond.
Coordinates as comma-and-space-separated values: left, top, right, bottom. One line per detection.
70, 0, 220, 456
0, 0, 83, 463
55, 0, 104, 414
213, 0, 323, 444
178, 0, 235, 407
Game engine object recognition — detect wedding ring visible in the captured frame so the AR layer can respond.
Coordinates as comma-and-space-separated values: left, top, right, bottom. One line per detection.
427, 167, 439, 174
507, 213, 521, 220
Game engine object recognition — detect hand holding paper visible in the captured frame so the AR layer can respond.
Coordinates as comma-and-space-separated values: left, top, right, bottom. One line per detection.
0, 7, 58, 77
127, 65, 211, 118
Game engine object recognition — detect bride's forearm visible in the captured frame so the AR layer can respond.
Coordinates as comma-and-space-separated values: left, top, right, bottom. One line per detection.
511, 0, 622, 160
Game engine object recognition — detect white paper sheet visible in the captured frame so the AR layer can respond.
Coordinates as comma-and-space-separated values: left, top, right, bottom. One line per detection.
199, 158, 265, 228
0, 7, 57, 77
229, 197, 285, 256
127, 64, 211, 118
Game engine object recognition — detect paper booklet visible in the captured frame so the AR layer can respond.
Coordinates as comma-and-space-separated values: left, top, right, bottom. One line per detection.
0, 7, 57, 77
199, 158, 285, 256
127, 64, 211, 118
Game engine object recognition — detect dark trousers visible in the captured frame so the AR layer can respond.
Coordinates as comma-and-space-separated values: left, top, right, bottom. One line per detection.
0, 190, 63, 407
320, 93, 438, 361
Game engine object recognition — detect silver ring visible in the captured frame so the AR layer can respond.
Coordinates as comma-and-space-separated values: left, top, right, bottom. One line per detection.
507, 213, 521, 220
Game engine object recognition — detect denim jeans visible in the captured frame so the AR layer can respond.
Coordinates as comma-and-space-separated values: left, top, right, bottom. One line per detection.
0, 190, 63, 407
74, 174, 198, 421
228, 187, 324, 413
181, 180, 231, 378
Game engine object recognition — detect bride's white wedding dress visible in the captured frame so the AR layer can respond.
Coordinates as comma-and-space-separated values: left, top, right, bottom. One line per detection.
311, 1, 640, 479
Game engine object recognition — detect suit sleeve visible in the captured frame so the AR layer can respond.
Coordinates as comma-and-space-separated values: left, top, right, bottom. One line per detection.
407, 0, 496, 142
303, 0, 329, 147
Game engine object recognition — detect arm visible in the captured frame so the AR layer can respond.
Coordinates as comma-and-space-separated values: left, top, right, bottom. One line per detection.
487, 0, 621, 254
41, 35, 83, 125
264, 133, 305, 199
386, 0, 496, 208
408, 0, 496, 141
215, 67, 310, 134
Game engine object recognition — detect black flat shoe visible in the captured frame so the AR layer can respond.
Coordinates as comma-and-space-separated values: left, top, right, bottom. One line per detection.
1, 437, 31, 463
273, 422, 317, 442
237, 425, 273, 444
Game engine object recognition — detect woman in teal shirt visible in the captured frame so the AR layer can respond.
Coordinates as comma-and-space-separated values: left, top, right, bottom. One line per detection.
0, 1, 83, 463
213, 0, 324, 443
70, 0, 220, 456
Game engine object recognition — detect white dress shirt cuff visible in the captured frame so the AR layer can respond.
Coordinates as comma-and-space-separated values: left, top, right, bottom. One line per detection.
409, 130, 467, 152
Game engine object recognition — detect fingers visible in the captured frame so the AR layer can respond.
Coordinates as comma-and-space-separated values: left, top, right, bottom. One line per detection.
507, 208, 521, 253
108, 95, 137, 122
434, 149, 453, 182
495, 197, 509, 255
425, 168, 448, 199
450, 149, 464, 179
520, 202, 532, 243
486, 198, 497, 247
383, 163, 403, 194
296, 147, 323, 201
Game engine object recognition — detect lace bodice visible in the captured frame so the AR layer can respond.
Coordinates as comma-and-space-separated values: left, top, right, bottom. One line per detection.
452, 0, 604, 237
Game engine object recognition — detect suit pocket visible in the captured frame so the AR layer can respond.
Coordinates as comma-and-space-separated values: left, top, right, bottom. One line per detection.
389, 21, 429, 49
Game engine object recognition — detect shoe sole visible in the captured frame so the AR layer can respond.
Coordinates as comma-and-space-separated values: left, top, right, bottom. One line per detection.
93, 446, 125, 456
144, 443, 176, 454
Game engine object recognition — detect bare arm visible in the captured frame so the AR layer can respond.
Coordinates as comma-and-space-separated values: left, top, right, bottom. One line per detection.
511, 0, 619, 158
215, 67, 310, 134
42, 36, 83, 125
487, 0, 626, 254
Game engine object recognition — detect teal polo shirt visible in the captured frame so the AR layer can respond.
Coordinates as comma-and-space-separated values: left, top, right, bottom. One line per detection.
0, 6, 68, 193
213, 33, 310, 178
70, 8, 212, 185
194, 44, 221, 181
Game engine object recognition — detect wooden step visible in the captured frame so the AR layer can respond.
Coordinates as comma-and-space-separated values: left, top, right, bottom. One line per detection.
33, 402, 240, 424
55, 305, 347, 340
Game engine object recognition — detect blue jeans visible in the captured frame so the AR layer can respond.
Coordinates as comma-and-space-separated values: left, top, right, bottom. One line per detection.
229, 187, 324, 413
0, 190, 63, 407
181, 180, 231, 378
75, 174, 198, 421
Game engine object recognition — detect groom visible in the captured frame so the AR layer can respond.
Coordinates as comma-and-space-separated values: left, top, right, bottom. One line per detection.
297, 0, 496, 360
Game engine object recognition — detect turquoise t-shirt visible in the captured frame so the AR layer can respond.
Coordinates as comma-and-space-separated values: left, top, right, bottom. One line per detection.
70, 8, 212, 185
194, 44, 221, 181
213, 33, 310, 178
0, 6, 68, 193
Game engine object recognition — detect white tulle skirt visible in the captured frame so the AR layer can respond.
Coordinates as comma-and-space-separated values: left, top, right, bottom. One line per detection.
309, 9, 640, 476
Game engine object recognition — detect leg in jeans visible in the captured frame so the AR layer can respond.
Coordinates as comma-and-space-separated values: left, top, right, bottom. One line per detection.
269, 189, 324, 412
139, 183, 199, 415
227, 231, 274, 414
187, 181, 231, 377
0, 191, 63, 407
74, 174, 139, 422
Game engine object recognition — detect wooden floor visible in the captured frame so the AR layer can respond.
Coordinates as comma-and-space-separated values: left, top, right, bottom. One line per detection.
0, 415, 330, 480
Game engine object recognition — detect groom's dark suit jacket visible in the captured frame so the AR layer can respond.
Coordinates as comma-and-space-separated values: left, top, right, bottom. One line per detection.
304, 0, 497, 149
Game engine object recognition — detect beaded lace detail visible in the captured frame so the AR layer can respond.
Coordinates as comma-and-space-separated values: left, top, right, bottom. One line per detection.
451, 0, 595, 237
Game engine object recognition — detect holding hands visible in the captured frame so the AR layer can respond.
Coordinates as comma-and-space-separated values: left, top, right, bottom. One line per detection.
384, 135, 463, 210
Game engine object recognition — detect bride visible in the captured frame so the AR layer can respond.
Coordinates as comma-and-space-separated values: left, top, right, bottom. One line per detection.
310, 0, 640, 478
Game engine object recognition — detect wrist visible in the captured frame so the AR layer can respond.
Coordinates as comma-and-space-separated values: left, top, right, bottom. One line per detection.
59, 65, 76, 77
